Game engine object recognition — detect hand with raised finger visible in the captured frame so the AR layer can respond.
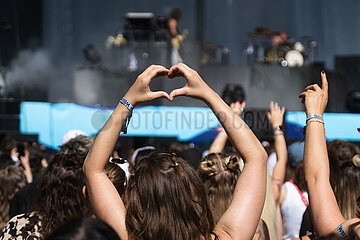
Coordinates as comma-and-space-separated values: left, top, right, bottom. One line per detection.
167, 63, 212, 101
267, 101, 285, 128
298, 71, 328, 116
230, 100, 246, 118
124, 65, 170, 106
20, 149, 30, 168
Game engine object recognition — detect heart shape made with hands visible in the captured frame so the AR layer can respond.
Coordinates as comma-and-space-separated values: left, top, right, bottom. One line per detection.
139, 63, 202, 103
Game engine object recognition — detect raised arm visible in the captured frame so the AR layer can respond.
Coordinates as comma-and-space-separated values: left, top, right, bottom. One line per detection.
267, 101, 287, 203
299, 71, 360, 238
168, 63, 268, 240
83, 65, 170, 240
209, 101, 245, 154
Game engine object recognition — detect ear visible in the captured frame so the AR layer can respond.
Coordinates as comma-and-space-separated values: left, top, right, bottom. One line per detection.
82, 186, 87, 199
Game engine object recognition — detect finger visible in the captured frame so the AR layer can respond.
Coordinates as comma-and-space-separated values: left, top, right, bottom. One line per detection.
168, 70, 184, 79
274, 102, 280, 110
267, 112, 271, 120
169, 87, 187, 101
298, 92, 306, 99
150, 91, 170, 101
299, 92, 306, 104
140, 65, 164, 78
321, 71, 328, 93
230, 102, 235, 109
281, 106, 286, 114
147, 66, 169, 81
270, 101, 274, 111
234, 101, 241, 110
305, 84, 320, 92
168, 64, 192, 79
241, 100, 246, 109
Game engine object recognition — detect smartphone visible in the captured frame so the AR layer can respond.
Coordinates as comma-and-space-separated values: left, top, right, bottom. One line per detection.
17, 143, 25, 157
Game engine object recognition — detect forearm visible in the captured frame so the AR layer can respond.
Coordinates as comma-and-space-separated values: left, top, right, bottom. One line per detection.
84, 103, 129, 174
209, 130, 228, 153
23, 164, 33, 183
208, 90, 267, 239
272, 131, 287, 183
304, 123, 344, 235
304, 123, 329, 185
205, 91, 267, 162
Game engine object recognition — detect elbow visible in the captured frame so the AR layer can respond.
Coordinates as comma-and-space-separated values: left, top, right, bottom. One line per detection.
259, 148, 268, 165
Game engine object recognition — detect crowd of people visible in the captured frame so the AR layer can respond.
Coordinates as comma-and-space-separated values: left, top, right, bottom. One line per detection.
0, 63, 359, 240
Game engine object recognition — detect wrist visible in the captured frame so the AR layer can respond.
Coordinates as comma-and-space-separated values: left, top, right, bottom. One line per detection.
23, 163, 31, 169
306, 111, 323, 117
203, 89, 219, 106
271, 123, 283, 129
123, 90, 136, 107
272, 125, 284, 131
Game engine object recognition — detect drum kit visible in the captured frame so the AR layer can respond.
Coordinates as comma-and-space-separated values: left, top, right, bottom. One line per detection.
244, 27, 317, 67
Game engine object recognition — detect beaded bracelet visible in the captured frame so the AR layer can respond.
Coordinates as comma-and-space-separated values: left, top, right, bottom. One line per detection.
302, 119, 324, 140
306, 119, 324, 126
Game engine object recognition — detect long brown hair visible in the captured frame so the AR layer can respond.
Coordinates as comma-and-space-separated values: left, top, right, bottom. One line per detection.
328, 140, 360, 219
0, 165, 27, 230
198, 153, 241, 225
125, 152, 214, 240
31, 153, 92, 238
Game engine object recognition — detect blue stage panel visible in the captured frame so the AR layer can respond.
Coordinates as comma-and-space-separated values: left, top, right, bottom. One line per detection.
20, 102, 360, 150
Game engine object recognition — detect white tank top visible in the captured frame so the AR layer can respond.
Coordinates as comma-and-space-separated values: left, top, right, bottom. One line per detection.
281, 181, 308, 240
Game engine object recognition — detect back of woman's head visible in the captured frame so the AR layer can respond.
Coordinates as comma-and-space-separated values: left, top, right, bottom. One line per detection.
126, 152, 214, 240
0, 165, 27, 230
327, 140, 360, 175
59, 136, 94, 159
0, 137, 17, 155
334, 154, 360, 219
104, 162, 126, 197
32, 153, 92, 238
198, 153, 241, 224
46, 218, 120, 240
328, 140, 360, 219
294, 160, 307, 192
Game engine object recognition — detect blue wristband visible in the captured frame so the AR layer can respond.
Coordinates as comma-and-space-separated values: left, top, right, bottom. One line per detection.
119, 97, 133, 134
120, 97, 134, 111
306, 114, 323, 123
337, 222, 347, 238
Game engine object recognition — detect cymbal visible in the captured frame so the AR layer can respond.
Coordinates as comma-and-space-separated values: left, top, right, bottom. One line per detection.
247, 32, 264, 39
254, 26, 275, 36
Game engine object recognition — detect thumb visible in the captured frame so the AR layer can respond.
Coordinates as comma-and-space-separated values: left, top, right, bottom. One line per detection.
267, 112, 271, 120
169, 87, 187, 101
150, 91, 170, 101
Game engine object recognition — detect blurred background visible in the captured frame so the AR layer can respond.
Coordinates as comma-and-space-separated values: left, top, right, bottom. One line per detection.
0, 0, 360, 148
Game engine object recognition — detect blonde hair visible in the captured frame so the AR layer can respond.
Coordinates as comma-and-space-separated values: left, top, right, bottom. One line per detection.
199, 153, 272, 240
199, 153, 241, 224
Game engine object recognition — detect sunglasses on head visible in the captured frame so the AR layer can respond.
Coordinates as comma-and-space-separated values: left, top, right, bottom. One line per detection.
109, 157, 128, 165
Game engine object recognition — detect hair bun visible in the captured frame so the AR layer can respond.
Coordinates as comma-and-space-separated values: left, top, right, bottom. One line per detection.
352, 154, 360, 168
225, 155, 241, 172
199, 160, 219, 177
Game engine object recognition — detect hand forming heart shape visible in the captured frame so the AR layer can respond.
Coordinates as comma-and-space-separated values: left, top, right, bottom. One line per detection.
123, 63, 212, 107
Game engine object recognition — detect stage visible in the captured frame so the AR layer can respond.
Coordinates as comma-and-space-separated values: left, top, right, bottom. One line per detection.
20, 102, 360, 150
